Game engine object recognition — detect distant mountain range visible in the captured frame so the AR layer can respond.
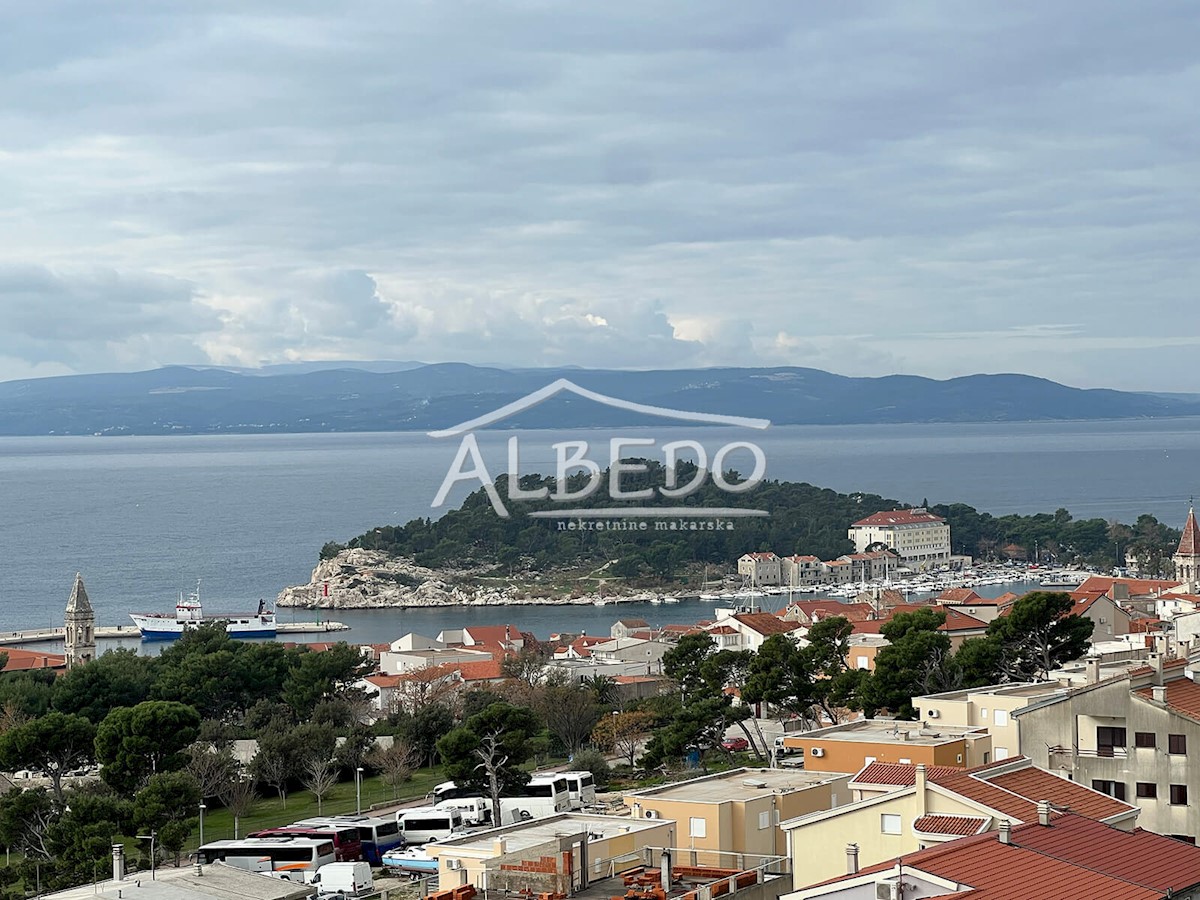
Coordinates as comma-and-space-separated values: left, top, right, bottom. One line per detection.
0, 362, 1196, 436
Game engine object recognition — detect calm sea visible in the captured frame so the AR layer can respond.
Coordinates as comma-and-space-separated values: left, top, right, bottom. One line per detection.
0, 418, 1197, 635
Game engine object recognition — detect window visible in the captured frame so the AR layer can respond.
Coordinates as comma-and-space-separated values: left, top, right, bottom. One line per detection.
856, 656, 869, 670
1097, 726, 1127, 755
1135, 732, 1156, 749
758, 811, 771, 830
956, 754, 963, 764
982, 752, 990, 764
994, 709, 1009, 727
1171, 785, 1188, 806
1136, 782, 1158, 799
1172, 835, 1198, 845
1169, 734, 1187, 755
995, 747, 1009, 761
899, 758, 912, 765
689, 817, 707, 838
1091, 780, 1127, 801
881, 814, 901, 835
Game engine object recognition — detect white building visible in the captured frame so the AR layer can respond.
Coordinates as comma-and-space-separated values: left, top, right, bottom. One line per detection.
848, 509, 951, 572
738, 552, 782, 586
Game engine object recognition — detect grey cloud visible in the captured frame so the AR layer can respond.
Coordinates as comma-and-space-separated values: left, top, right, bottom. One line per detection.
0, 1, 1198, 387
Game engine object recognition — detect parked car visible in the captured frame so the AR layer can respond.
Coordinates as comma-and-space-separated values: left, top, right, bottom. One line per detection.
721, 737, 750, 752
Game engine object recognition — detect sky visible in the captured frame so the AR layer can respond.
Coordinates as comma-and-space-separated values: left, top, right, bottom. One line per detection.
1, 1, 1198, 390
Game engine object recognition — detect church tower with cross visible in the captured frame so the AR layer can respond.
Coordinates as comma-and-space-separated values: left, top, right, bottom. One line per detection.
64, 572, 96, 669
1173, 502, 1200, 591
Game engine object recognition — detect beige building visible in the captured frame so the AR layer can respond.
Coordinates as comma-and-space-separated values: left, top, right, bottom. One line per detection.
912, 682, 1068, 761
781, 720, 991, 773
739, 552, 782, 586
780, 555, 823, 586
623, 768, 852, 858
781, 758, 1139, 889
427, 813, 676, 891
848, 509, 951, 572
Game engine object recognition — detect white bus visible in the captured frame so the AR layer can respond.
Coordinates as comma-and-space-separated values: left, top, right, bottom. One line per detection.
197, 837, 336, 878
397, 806, 465, 845
498, 774, 572, 820
434, 796, 493, 826
557, 771, 597, 808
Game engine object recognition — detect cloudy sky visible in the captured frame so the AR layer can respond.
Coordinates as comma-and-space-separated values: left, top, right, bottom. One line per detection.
1, 1, 1198, 389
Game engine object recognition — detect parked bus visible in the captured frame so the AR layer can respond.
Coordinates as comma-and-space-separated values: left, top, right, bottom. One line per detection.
291, 815, 405, 864
430, 780, 476, 803
557, 771, 597, 808
197, 837, 335, 878
498, 774, 571, 820
249, 825, 363, 861
397, 806, 465, 845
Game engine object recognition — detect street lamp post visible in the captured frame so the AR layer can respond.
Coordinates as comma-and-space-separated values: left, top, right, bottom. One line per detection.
199, 802, 207, 847
136, 831, 157, 881
355, 766, 363, 815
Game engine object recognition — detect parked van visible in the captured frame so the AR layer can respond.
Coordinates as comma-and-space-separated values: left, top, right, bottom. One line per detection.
435, 796, 492, 826
311, 861, 373, 898
557, 771, 597, 808
398, 806, 465, 845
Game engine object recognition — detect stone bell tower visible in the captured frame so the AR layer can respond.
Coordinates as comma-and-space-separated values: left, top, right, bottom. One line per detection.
1173, 506, 1200, 592
64, 572, 95, 669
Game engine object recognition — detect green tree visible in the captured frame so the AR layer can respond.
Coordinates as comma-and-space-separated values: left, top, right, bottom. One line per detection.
0, 711, 96, 804
437, 702, 540, 826
52, 649, 155, 723
986, 591, 1094, 680
282, 644, 373, 717
591, 710, 655, 768
536, 684, 600, 756
132, 771, 200, 864
863, 609, 958, 718
94, 701, 201, 791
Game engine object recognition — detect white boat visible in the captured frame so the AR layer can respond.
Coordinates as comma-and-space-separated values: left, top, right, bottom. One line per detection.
130, 582, 276, 640
662, 596, 680, 604
381, 847, 437, 876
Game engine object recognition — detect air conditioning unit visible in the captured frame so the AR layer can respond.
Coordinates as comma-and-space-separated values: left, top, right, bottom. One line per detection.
811, 747, 825, 758
446, 859, 463, 871
644, 810, 660, 819
875, 878, 903, 900
927, 709, 940, 719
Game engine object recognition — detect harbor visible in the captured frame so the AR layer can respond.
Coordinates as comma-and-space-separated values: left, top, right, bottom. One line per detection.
0, 619, 350, 648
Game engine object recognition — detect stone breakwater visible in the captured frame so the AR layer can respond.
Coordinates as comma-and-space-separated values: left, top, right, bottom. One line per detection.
276, 548, 599, 609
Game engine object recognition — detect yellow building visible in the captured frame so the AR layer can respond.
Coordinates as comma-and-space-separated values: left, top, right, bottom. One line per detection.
624, 768, 852, 857
781, 720, 991, 773
912, 681, 1068, 761
780, 759, 1140, 889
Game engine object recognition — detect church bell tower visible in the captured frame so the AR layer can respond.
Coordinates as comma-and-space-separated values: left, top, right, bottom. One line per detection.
64, 572, 95, 669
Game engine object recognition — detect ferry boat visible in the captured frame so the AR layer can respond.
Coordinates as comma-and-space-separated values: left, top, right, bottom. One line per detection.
130, 582, 277, 640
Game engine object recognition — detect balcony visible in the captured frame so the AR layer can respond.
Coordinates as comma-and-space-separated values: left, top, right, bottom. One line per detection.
1049, 745, 1128, 760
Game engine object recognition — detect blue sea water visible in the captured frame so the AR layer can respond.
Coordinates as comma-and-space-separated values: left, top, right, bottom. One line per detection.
0, 418, 1197, 635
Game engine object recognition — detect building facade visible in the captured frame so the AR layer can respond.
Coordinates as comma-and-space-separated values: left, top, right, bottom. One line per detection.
63, 572, 95, 670
848, 509, 951, 572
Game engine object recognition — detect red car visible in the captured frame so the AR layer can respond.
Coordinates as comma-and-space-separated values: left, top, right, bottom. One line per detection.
721, 737, 750, 752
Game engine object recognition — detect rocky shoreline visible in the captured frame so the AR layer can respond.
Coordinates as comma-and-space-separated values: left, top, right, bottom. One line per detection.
275, 548, 628, 609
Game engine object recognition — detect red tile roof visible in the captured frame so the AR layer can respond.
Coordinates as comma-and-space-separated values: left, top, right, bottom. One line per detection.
1074, 575, 1183, 597
852, 761, 961, 786
0, 648, 66, 671
939, 607, 988, 630
912, 814, 989, 836
462, 624, 521, 646
1133, 674, 1200, 722
1010, 815, 1200, 893
741, 551, 779, 561
785, 600, 873, 622
986, 767, 1135, 821
783, 555, 820, 562
810, 816, 1185, 899
1179, 507, 1200, 557
456, 659, 506, 681
851, 509, 945, 527
731, 613, 801, 636
707, 625, 738, 635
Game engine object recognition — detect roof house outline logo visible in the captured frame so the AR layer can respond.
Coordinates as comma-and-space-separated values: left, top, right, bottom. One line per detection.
427, 378, 772, 519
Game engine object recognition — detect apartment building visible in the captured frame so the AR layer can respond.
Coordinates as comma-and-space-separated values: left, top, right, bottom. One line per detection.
624, 768, 851, 857
780, 720, 991, 773
912, 681, 1069, 762
1013, 652, 1200, 841
781, 758, 1138, 888
739, 552, 783, 586
789, 813, 1200, 900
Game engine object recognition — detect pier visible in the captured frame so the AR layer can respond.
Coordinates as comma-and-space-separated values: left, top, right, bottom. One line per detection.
0, 620, 350, 648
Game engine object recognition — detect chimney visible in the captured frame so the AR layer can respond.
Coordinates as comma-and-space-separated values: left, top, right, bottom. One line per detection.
112, 843, 125, 882
915, 764, 928, 815
899, 730, 910, 741
1085, 657, 1101, 685
494, 838, 509, 855
1149, 652, 1164, 686
846, 843, 859, 875
194, 863, 203, 877
1154, 633, 1169, 655
1153, 685, 1167, 703
998, 819, 1011, 845
1037, 800, 1052, 827
660, 849, 672, 893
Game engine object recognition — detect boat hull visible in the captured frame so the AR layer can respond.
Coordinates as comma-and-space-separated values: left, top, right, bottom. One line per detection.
130, 614, 276, 641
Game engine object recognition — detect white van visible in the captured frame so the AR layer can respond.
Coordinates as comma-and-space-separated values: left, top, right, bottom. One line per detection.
398, 806, 465, 845
435, 796, 492, 827
311, 861, 373, 898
